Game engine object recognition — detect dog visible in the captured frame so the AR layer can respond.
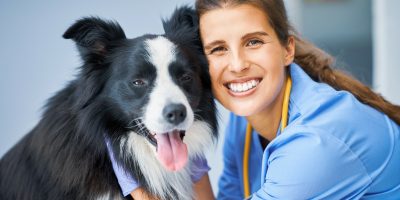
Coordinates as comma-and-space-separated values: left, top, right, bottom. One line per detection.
0, 6, 217, 200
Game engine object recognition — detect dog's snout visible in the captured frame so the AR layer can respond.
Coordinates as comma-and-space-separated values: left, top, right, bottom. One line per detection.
163, 103, 187, 125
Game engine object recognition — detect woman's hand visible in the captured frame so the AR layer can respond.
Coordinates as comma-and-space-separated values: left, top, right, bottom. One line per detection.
130, 174, 215, 200
130, 188, 159, 200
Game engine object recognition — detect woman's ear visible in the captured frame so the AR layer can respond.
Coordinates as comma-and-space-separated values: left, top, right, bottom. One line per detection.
284, 36, 295, 66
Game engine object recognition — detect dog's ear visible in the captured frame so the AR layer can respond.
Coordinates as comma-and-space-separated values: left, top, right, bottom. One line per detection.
64, 17, 126, 110
162, 5, 198, 34
63, 17, 126, 61
162, 6, 201, 48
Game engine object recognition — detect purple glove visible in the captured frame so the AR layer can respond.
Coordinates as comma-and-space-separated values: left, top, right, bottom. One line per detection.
105, 140, 210, 196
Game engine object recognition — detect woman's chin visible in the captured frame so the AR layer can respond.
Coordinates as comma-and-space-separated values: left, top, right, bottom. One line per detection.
227, 103, 260, 117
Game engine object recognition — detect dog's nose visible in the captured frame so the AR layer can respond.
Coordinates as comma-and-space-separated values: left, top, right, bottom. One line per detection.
163, 103, 187, 125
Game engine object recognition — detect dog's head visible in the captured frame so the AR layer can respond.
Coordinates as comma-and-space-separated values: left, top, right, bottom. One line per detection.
64, 6, 216, 172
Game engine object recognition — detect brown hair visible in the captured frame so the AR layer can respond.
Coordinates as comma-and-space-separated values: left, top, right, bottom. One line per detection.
196, 0, 400, 124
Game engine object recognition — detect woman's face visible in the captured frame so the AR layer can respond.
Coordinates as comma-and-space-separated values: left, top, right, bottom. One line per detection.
200, 4, 294, 116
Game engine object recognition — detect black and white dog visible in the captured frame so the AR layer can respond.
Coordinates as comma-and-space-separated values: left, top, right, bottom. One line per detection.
0, 6, 217, 200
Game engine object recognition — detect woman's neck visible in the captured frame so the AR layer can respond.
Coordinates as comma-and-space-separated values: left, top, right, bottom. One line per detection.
246, 77, 287, 142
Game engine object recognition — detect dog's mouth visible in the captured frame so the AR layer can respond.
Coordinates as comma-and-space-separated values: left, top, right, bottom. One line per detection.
145, 130, 186, 147
138, 128, 188, 171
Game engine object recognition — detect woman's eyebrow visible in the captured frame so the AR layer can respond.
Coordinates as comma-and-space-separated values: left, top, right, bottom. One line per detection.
203, 40, 225, 51
241, 31, 269, 39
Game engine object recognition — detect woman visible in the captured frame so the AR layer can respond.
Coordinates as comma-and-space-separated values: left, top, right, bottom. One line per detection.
115, 0, 400, 199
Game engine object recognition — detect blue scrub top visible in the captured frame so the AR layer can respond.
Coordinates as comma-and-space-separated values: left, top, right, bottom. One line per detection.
217, 63, 400, 200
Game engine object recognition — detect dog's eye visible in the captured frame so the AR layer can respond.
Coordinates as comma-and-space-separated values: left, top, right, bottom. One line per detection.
132, 79, 146, 86
180, 74, 193, 83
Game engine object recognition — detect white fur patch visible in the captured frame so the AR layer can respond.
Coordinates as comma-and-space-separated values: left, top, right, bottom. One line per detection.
95, 192, 124, 200
124, 121, 214, 199
143, 36, 194, 133
183, 121, 216, 157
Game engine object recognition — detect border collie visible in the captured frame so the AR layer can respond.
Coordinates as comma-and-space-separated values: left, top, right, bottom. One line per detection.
0, 6, 217, 200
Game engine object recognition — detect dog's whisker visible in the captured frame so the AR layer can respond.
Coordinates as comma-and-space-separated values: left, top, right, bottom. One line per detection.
126, 122, 146, 130
127, 117, 143, 127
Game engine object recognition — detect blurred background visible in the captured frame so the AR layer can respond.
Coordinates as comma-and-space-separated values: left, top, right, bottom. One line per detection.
0, 0, 399, 196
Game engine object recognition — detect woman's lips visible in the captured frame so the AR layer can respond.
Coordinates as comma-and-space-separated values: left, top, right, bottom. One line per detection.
224, 78, 262, 97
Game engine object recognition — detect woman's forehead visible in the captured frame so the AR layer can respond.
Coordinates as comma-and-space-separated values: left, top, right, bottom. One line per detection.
199, 4, 273, 43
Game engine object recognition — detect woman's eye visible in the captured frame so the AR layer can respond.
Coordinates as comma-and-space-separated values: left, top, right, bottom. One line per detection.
247, 39, 264, 47
209, 46, 227, 55
132, 79, 146, 86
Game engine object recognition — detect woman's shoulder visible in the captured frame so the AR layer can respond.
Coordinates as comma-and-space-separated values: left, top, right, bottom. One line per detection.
260, 125, 373, 199
265, 125, 365, 177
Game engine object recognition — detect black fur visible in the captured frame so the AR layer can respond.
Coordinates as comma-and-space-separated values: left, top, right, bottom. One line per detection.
0, 6, 216, 200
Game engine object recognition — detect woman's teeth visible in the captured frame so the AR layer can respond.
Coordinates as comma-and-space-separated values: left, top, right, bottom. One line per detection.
228, 79, 259, 93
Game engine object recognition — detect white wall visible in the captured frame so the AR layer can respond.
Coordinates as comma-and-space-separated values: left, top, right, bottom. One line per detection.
373, 0, 400, 104
284, 0, 303, 32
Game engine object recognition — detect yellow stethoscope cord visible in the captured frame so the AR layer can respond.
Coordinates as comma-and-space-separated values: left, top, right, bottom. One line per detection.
243, 76, 292, 199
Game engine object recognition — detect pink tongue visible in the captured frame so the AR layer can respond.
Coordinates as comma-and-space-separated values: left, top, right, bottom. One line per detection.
155, 130, 188, 171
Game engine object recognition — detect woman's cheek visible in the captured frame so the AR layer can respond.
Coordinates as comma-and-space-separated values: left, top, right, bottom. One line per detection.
208, 63, 224, 102
208, 59, 220, 82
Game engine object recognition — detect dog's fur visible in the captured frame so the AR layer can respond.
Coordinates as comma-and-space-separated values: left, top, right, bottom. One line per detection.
0, 6, 217, 200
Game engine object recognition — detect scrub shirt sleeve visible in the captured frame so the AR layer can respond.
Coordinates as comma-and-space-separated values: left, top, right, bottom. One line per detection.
217, 116, 244, 200
251, 131, 372, 200
105, 139, 140, 197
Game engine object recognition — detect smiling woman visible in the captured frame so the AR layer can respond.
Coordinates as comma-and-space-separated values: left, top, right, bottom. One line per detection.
200, 4, 294, 133
195, 0, 400, 199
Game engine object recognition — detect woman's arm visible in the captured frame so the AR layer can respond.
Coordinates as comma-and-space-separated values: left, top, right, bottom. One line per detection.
193, 173, 215, 200
251, 131, 371, 199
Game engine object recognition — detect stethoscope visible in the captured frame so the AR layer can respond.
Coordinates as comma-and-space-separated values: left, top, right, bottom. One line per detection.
243, 75, 292, 199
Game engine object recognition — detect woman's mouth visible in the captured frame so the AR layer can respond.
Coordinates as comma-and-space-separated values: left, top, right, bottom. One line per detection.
225, 78, 261, 93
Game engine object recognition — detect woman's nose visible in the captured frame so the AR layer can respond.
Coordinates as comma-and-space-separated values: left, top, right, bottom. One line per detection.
228, 49, 249, 73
